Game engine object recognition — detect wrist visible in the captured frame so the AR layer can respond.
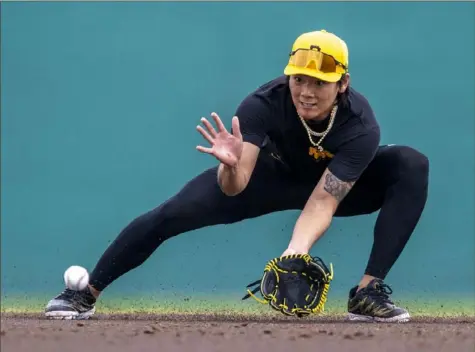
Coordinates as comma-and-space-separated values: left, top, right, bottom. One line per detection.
220, 162, 238, 173
218, 162, 239, 182
281, 244, 310, 257
217, 162, 245, 196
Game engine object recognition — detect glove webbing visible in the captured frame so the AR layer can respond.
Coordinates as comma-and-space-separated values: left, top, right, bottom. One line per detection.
242, 254, 334, 314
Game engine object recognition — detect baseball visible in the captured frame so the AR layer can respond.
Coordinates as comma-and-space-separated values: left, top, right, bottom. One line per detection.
63, 265, 89, 291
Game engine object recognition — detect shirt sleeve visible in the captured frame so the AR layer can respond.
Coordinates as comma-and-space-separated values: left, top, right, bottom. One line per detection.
233, 94, 272, 148
327, 128, 381, 182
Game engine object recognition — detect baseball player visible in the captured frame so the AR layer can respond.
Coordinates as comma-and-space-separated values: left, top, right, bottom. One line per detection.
45, 29, 429, 323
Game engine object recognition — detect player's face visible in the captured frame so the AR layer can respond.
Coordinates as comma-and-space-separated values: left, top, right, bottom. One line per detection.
289, 74, 348, 121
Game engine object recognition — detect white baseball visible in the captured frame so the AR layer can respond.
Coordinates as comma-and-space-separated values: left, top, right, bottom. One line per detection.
64, 265, 89, 291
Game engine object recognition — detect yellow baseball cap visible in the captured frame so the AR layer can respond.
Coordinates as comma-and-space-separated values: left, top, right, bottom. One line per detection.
284, 30, 349, 83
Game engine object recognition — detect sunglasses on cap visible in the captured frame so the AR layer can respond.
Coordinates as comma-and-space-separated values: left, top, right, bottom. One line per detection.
288, 45, 347, 74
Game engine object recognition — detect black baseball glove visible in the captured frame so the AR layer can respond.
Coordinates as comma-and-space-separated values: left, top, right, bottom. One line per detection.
242, 254, 334, 317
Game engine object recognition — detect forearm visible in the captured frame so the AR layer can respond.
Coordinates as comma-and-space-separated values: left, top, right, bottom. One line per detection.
287, 197, 335, 253
217, 163, 249, 196
285, 168, 356, 254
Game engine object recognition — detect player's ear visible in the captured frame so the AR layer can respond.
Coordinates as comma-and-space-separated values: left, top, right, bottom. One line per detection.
338, 74, 350, 93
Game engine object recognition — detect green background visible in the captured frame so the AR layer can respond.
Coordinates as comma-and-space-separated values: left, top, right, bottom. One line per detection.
1, 1, 474, 315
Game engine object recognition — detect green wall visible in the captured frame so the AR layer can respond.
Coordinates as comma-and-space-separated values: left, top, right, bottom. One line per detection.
2, 2, 474, 309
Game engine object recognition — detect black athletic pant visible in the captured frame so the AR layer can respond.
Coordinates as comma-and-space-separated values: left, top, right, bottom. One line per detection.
89, 145, 429, 291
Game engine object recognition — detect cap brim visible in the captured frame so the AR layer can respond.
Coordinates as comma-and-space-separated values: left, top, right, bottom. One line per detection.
284, 66, 341, 83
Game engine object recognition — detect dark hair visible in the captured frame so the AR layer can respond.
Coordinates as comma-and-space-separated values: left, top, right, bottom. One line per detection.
336, 75, 350, 109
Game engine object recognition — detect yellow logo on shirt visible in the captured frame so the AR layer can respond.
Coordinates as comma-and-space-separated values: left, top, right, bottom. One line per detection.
309, 147, 334, 161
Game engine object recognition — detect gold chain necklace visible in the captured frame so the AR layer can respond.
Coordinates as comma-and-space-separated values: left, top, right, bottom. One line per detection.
297, 104, 338, 151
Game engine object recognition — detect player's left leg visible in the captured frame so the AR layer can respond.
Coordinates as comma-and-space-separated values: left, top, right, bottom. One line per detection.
334, 144, 429, 323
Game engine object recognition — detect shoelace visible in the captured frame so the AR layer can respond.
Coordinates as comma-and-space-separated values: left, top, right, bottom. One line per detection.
56, 288, 76, 299
57, 288, 94, 305
369, 282, 394, 304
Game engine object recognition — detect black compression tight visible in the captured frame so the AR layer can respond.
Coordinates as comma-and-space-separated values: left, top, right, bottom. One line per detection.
89, 145, 429, 291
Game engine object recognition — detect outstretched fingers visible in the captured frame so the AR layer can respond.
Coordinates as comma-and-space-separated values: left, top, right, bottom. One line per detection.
196, 112, 236, 157
211, 112, 228, 133
196, 145, 214, 154
196, 125, 214, 146
231, 116, 242, 139
201, 117, 218, 137
196, 115, 219, 155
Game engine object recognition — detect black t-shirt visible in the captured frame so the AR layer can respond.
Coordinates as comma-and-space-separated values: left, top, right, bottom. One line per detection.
234, 75, 381, 183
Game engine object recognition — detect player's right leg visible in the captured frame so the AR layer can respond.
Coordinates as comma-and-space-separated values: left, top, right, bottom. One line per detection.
44, 152, 308, 319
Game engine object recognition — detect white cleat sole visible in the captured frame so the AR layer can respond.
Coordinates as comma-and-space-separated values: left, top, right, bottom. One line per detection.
347, 312, 410, 323
45, 308, 95, 320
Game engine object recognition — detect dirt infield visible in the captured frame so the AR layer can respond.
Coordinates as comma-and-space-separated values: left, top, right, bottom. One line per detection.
1, 313, 474, 352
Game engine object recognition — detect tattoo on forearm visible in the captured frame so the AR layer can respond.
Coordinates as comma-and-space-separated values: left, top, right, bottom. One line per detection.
323, 173, 354, 202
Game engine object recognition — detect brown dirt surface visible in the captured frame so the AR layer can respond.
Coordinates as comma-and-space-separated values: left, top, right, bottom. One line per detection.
1, 313, 474, 352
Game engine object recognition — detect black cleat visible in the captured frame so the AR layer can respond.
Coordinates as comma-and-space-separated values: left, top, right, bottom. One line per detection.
347, 279, 410, 323
45, 286, 96, 320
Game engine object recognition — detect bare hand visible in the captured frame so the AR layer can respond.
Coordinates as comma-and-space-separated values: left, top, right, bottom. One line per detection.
196, 112, 243, 167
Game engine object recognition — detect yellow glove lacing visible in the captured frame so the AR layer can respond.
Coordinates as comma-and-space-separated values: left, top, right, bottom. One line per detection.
245, 254, 334, 315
